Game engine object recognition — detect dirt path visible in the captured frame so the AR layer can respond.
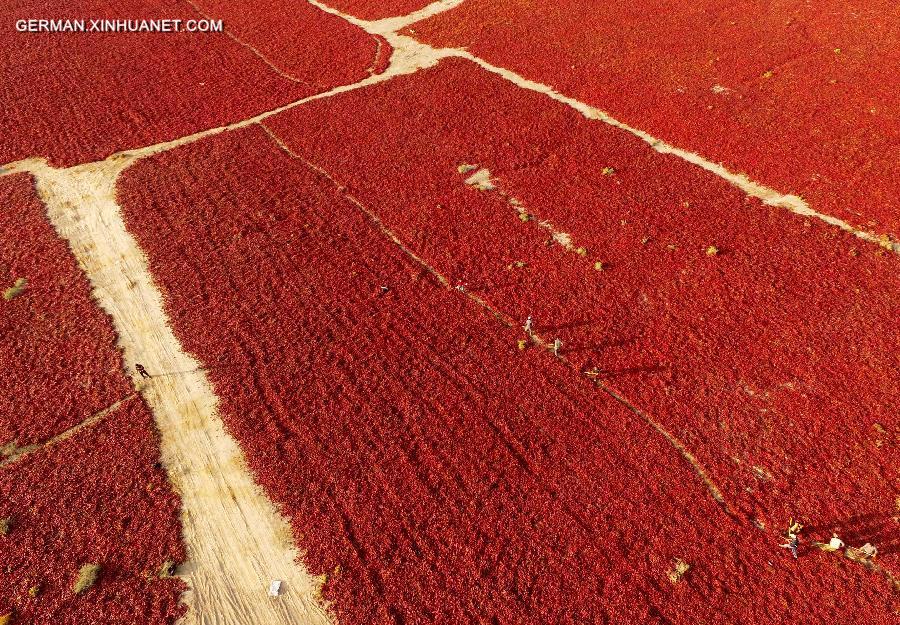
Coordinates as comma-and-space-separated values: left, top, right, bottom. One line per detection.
1, 0, 896, 622
19, 156, 332, 625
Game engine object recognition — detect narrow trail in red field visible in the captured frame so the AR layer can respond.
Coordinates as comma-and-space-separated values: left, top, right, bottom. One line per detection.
258, 120, 734, 517
0, 394, 137, 468
115, 124, 897, 624
305, 0, 900, 255
0, 0, 381, 167
0, 176, 184, 625
266, 57, 899, 580
2, 0, 897, 623
408, 0, 900, 237
0, 173, 134, 447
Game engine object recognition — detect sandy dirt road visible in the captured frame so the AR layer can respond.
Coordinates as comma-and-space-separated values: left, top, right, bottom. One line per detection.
1, 1, 897, 623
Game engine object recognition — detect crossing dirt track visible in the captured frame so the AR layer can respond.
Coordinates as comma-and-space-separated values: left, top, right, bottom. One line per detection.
1, 1, 898, 624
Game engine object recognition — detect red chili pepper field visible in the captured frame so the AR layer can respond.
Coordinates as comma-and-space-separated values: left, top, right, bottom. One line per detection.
1, 1, 897, 624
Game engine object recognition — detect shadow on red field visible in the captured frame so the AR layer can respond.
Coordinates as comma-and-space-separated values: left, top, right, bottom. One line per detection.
583, 364, 667, 380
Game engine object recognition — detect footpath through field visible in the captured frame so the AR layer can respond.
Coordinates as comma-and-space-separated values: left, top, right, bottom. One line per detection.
0, 175, 185, 624
267, 57, 900, 574
0, 0, 379, 167
1, 0, 897, 623
117, 125, 897, 623
409, 0, 900, 236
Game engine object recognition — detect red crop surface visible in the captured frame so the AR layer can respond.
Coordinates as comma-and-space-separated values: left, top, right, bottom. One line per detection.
0, 0, 379, 167
408, 0, 900, 236
4, 0, 899, 622
328, 0, 439, 20
189, 0, 391, 82
0, 172, 184, 624
0, 173, 132, 447
266, 58, 900, 573
0, 398, 185, 625
116, 125, 897, 624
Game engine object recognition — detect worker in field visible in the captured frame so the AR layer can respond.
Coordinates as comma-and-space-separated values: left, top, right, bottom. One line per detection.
552, 338, 563, 356
135, 363, 151, 379
780, 518, 803, 558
